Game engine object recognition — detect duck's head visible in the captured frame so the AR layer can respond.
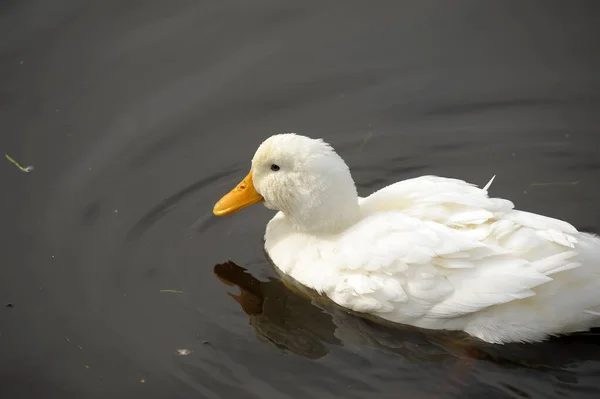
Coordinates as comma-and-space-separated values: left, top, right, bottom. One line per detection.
213, 133, 360, 232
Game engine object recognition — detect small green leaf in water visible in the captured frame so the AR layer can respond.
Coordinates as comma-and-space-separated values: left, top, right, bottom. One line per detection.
358, 132, 373, 152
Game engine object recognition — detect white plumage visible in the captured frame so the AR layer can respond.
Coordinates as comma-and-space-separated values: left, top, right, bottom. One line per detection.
215, 133, 600, 344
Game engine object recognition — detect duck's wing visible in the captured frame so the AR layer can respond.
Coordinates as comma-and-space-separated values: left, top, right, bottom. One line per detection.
329, 190, 581, 322
360, 175, 513, 227
328, 213, 551, 319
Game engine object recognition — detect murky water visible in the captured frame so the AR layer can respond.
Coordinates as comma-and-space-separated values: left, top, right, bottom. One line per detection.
2, 1, 600, 398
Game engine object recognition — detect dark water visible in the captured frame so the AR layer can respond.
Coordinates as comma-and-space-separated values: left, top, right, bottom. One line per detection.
2, 1, 600, 398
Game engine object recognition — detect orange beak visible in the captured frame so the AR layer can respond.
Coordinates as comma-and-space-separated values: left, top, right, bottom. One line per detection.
213, 171, 264, 216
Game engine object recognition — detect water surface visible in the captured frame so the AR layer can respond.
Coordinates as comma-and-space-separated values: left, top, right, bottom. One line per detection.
1, 1, 600, 398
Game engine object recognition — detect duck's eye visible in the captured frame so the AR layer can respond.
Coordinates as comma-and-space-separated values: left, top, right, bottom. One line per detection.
270, 164, 280, 171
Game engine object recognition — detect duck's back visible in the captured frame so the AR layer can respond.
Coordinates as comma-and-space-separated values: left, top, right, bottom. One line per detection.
335, 175, 600, 343
360, 175, 512, 225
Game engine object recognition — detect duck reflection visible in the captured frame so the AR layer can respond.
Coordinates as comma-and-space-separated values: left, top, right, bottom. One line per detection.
213, 261, 490, 363
214, 261, 340, 359
214, 261, 600, 370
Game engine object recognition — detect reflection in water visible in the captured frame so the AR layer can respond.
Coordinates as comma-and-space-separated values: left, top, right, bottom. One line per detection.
215, 261, 600, 385
213, 261, 478, 363
214, 261, 340, 358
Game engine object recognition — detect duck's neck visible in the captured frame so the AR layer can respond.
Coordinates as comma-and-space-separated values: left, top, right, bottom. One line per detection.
289, 199, 360, 234
284, 174, 361, 234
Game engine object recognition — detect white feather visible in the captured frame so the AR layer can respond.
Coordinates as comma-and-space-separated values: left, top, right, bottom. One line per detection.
482, 175, 496, 191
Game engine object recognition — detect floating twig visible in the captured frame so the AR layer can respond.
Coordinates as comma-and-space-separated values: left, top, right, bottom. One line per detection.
5, 154, 33, 173
530, 181, 579, 187
159, 289, 185, 294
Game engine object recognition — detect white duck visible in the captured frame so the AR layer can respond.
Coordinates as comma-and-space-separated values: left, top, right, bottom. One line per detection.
213, 133, 600, 344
